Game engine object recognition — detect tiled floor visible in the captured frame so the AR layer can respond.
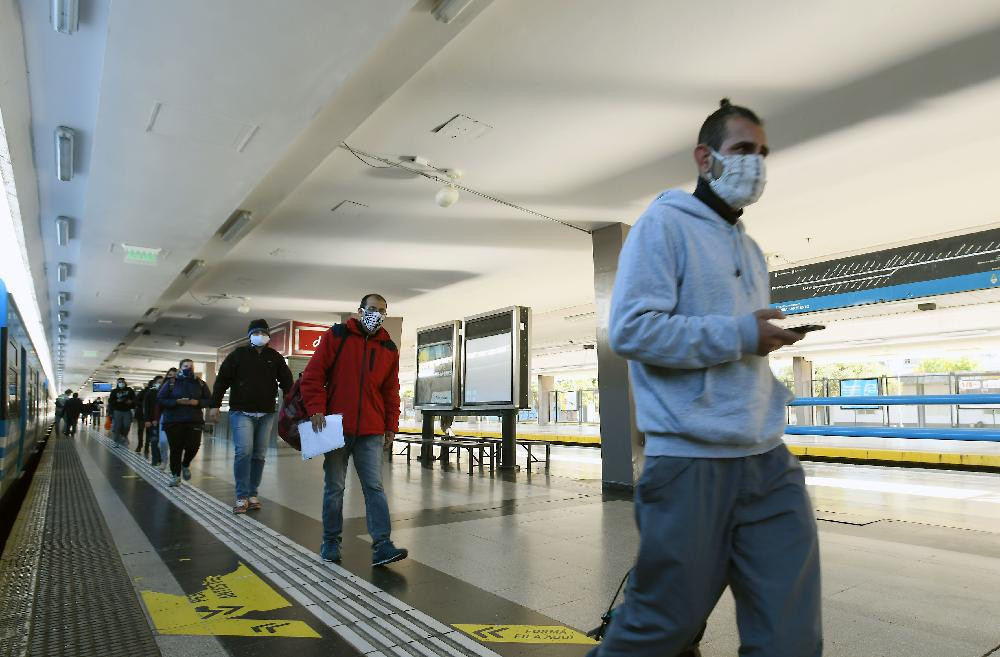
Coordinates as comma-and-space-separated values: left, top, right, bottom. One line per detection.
179, 433, 1000, 656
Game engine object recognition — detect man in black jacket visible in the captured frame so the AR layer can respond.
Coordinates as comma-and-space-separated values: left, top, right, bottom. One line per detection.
64, 393, 84, 436
108, 377, 137, 447
211, 319, 293, 514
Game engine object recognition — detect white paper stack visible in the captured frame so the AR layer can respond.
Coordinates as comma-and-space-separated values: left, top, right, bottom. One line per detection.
299, 414, 346, 460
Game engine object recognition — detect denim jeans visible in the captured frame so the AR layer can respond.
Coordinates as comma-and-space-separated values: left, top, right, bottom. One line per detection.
231, 412, 275, 500
322, 435, 391, 550
159, 419, 169, 464
112, 410, 133, 445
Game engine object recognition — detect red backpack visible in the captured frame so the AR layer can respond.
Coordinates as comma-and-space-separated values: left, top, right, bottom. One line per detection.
277, 324, 349, 449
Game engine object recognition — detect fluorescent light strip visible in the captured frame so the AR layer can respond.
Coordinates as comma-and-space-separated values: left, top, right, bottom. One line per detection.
55, 127, 75, 181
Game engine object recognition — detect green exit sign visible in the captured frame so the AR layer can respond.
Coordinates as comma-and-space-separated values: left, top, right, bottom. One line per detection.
122, 244, 161, 266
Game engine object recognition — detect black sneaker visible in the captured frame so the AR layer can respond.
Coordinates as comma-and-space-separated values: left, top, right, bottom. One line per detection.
372, 543, 408, 567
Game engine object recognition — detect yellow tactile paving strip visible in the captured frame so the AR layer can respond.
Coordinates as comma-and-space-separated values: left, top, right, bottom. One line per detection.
399, 430, 1000, 468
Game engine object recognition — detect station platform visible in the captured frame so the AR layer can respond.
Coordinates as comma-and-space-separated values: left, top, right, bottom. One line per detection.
399, 421, 1000, 470
3, 424, 1000, 657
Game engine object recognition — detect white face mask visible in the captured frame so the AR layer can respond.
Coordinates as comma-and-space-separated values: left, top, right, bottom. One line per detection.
360, 309, 384, 333
249, 334, 270, 347
707, 149, 766, 209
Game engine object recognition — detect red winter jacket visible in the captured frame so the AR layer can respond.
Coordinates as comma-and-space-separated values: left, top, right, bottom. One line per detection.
300, 319, 400, 437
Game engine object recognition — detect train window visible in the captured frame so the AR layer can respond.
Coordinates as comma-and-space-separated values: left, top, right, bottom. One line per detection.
7, 367, 17, 419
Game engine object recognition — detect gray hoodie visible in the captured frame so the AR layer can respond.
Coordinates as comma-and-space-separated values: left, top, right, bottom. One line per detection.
609, 189, 791, 458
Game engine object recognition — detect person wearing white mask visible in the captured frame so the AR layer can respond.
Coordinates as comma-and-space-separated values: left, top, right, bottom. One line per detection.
108, 377, 137, 448
210, 320, 293, 514
589, 100, 820, 657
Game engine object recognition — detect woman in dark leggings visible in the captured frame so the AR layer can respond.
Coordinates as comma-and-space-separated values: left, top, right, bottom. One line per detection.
156, 358, 212, 487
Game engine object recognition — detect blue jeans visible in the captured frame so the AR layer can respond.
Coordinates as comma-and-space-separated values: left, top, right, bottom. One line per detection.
112, 410, 133, 444
231, 412, 275, 500
322, 435, 391, 550
159, 419, 169, 464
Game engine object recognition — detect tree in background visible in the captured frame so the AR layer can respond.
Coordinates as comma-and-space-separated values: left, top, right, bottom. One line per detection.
915, 357, 980, 373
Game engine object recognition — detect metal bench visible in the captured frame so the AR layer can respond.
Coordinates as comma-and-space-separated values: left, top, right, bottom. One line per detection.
391, 436, 494, 475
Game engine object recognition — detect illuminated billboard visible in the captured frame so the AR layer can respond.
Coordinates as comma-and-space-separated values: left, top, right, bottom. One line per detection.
414, 321, 461, 410
461, 307, 530, 410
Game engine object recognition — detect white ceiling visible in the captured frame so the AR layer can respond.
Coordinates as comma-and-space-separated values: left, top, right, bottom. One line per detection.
7, 0, 1000, 390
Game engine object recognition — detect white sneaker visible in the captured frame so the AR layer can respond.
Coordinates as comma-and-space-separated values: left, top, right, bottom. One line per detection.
248, 497, 262, 510
234, 498, 248, 514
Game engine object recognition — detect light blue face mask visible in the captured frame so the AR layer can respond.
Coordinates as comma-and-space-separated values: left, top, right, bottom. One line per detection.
249, 333, 270, 347
707, 149, 767, 209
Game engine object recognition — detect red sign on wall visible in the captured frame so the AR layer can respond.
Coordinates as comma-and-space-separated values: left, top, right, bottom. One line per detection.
293, 322, 330, 356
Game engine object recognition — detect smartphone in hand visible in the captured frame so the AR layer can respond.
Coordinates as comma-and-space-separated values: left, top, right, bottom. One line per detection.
788, 324, 825, 334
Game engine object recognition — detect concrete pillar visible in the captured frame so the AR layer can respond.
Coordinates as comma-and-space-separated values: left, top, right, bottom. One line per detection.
204, 361, 217, 390
537, 375, 554, 425
593, 223, 643, 489
792, 356, 813, 426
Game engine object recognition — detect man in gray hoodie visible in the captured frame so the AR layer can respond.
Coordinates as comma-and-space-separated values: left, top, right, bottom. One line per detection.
591, 100, 821, 657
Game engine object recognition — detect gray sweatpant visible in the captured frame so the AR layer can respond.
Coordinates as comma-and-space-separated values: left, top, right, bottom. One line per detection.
590, 444, 822, 657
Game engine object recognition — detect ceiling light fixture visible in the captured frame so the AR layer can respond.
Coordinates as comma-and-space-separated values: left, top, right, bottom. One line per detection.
58, 292, 70, 305
57, 262, 70, 282
51, 0, 79, 34
435, 185, 459, 208
219, 210, 253, 242
431, 0, 474, 24
58, 311, 69, 321
182, 259, 207, 280
58, 324, 68, 333
434, 169, 463, 208
55, 216, 71, 245
133, 323, 146, 333
55, 126, 75, 181
237, 299, 251, 314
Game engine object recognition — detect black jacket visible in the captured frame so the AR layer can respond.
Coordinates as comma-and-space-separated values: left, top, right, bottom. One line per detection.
64, 397, 84, 420
143, 386, 160, 419
212, 345, 293, 413
108, 387, 136, 412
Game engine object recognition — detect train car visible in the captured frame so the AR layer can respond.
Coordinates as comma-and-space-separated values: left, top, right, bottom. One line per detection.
0, 278, 52, 503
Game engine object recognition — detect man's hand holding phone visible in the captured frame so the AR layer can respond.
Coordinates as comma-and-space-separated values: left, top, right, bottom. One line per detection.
753, 309, 804, 356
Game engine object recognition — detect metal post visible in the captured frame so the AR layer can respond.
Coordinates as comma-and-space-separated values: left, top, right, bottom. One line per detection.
421, 412, 434, 467
500, 409, 517, 470
593, 223, 644, 489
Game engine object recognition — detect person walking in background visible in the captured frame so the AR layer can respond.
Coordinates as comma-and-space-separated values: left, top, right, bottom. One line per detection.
54, 389, 71, 436
108, 378, 136, 448
144, 375, 165, 465
91, 397, 103, 427
155, 368, 177, 471
134, 382, 148, 455
210, 319, 293, 515
64, 393, 84, 436
157, 360, 211, 487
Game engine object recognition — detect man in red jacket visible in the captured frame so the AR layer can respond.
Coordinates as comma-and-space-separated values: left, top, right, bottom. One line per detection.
300, 293, 407, 567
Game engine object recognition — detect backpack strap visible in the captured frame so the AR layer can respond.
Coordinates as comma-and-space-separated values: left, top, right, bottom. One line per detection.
328, 324, 350, 378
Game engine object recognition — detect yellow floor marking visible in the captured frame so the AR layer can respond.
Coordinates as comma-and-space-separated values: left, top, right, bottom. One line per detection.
178, 558, 191, 562
455, 624, 597, 645
122, 474, 139, 479
141, 562, 319, 638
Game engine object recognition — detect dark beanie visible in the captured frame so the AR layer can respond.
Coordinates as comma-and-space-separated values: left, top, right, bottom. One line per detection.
247, 319, 270, 335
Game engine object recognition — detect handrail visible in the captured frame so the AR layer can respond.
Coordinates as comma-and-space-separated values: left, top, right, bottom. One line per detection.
785, 426, 1000, 441
789, 394, 1000, 407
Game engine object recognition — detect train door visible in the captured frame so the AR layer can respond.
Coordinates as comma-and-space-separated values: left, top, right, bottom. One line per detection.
16, 345, 26, 471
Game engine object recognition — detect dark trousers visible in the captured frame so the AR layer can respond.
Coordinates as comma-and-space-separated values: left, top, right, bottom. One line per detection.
165, 424, 202, 476
135, 420, 146, 451
590, 445, 822, 657
150, 426, 162, 464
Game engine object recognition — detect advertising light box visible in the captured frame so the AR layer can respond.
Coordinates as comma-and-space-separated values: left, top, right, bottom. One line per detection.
414, 321, 461, 410
839, 378, 880, 409
462, 307, 530, 410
